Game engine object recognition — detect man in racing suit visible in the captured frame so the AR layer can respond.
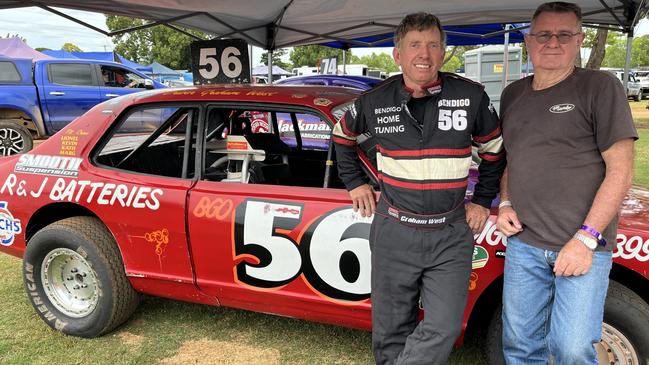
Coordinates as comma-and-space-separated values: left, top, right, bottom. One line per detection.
333, 13, 506, 365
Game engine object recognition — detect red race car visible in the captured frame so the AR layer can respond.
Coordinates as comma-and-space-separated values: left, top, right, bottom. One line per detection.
0, 85, 647, 363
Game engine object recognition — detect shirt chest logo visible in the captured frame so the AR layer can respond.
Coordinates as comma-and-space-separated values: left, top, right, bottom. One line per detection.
549, 103, 575, 113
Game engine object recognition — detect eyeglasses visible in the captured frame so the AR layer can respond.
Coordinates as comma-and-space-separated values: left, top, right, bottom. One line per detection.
527, 31, 581, 44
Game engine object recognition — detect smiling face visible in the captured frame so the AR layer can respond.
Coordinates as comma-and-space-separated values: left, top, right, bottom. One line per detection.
526, 11, 584, 73
393, 27, 445, 91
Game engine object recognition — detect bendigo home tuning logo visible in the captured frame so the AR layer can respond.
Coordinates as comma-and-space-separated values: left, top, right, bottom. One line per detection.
0, 201, 21, 246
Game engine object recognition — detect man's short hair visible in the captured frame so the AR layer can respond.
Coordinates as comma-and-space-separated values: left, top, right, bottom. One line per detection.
394, 12, 446, 48
532, 2, 583, 27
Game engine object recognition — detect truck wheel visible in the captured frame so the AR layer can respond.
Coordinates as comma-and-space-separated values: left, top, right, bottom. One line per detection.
486, 280, 649, 365
0, 120, 33, 156
635, 90, 643, 102
23, 216, 139, 338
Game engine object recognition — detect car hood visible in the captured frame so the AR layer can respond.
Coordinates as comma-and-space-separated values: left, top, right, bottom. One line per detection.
619, 185, 649, 232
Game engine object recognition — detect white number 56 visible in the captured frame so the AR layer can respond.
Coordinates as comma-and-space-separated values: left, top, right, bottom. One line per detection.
438, 109, 468, 131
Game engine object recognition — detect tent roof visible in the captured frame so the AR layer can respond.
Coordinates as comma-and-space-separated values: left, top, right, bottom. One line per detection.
1, 1, 646, 49
41, 49, 79, 58
146, 62, 181, 76
0, 37, 53, 60
252, 65, 292, 76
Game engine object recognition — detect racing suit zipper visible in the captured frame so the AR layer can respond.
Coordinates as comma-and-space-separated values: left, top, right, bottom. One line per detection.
401, 100, 426, 209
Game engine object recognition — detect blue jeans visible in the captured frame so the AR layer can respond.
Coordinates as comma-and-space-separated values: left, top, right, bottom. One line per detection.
502, 236, 612, 365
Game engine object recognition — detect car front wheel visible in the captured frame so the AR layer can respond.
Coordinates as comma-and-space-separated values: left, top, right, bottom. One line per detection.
486, 280, 649, 365
23, 216, 139, 337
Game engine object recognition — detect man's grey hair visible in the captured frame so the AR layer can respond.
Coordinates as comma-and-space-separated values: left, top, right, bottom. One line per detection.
532, 2, 583, 27
394, 12, 447, 48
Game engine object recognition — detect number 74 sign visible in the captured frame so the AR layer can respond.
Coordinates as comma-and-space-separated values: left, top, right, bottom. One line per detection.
191, 39, 251, 85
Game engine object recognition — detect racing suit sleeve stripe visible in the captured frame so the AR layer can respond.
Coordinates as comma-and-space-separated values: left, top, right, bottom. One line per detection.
475, 135, 503, 155
473, 126, 502, 143
332, 135, 357, 146
478, 151, 505, 161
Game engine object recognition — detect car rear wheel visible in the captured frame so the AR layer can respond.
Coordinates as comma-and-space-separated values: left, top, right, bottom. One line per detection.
486, 280, 649, 365
635, 90, 643, 102
0, 120, 33, 156
23, 216, 139, 338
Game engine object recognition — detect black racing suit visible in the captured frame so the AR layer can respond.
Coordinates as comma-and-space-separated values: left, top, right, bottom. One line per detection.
333, 73, 505, 365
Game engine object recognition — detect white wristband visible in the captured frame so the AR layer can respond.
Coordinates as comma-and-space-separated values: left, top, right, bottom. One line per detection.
498, 200, 512, 209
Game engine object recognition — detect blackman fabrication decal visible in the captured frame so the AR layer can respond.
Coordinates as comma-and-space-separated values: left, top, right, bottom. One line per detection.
14, 154, 82, 177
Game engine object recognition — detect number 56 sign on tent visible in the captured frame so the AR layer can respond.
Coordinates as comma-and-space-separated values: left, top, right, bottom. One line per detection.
191, 39, 251, 84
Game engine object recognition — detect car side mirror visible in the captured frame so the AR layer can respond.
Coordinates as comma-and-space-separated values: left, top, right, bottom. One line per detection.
144, 79, 154, 89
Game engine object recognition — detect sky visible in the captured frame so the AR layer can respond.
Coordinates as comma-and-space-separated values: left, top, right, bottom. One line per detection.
1, 6, 648, 68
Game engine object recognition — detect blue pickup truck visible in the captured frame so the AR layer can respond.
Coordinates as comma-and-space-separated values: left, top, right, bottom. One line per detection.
0, 57, 164, 156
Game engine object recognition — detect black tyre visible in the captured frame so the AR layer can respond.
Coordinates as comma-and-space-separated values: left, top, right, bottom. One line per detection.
635, 90, 643, 102
0, 120, 33, 156
486, 280, 649, 365
23, 216, 139, 337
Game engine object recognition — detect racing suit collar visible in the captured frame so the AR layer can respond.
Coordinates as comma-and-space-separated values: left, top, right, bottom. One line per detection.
401, 74, 443, 98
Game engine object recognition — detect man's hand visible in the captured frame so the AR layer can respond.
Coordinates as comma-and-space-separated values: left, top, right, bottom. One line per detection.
466, 203, 489, 234
496, 206, 523, 237
554, 238, 593, 276
349, 184, 376, 217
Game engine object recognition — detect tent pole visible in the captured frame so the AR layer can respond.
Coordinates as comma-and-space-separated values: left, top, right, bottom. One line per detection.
623, 30, 633, 90
502, 24, 510, 90
342, 49, 346, 75
268, 49, 274, 84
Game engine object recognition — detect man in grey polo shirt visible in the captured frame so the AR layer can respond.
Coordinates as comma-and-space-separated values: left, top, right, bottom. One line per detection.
497, 2, 638, 364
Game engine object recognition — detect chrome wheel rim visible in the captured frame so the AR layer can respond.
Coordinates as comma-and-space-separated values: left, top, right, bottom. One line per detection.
596, 322, 639, 365
0, 127, 24, 156
41, 248, 99, 318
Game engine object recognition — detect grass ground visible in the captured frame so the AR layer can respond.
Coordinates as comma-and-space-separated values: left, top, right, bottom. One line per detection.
630, 100, 649, 129
0, 254, 487, 365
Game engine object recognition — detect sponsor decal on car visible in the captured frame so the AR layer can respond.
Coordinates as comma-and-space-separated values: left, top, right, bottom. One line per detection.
469, 272, 479, 291
0, 201, 21, 246
14, 154, 82, 178
313, 98, 332, 106
474, 220, 508, 247
192, 197, 233, 220
472, 245, 489, 269
133, 228, 170, 259
291, 93, 307, 99
614, 233, 649, 262
549, 103, 575, 113
1, 174, 163, 210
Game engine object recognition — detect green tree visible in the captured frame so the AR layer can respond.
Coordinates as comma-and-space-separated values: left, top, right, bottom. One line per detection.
602, 32, 628, 68
35, 47, 52, 52
350, 52, 399, 73
289, 45, 351, 69
630, 35, 649, 68
62, 43, 82, 52
105, 15, 208, 70
260, 48, 292, 70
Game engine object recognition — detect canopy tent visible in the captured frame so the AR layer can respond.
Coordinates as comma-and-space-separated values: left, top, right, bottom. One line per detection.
145, 62, 182, 78
1, 0, 646, 83
0, 37, 53, 61
0, 1, 645, 50
322, 23, 526, 49
41, 49, 79, 58
252, 65, 292, 76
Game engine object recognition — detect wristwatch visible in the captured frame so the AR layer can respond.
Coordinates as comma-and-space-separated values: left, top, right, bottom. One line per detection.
574, 232, 598, 250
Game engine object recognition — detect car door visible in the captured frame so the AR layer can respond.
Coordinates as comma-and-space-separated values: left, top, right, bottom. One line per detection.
91, 104, 199, 284
41, 62, 101, 132
98, 64, 149, 102
187, 104, 374, 328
